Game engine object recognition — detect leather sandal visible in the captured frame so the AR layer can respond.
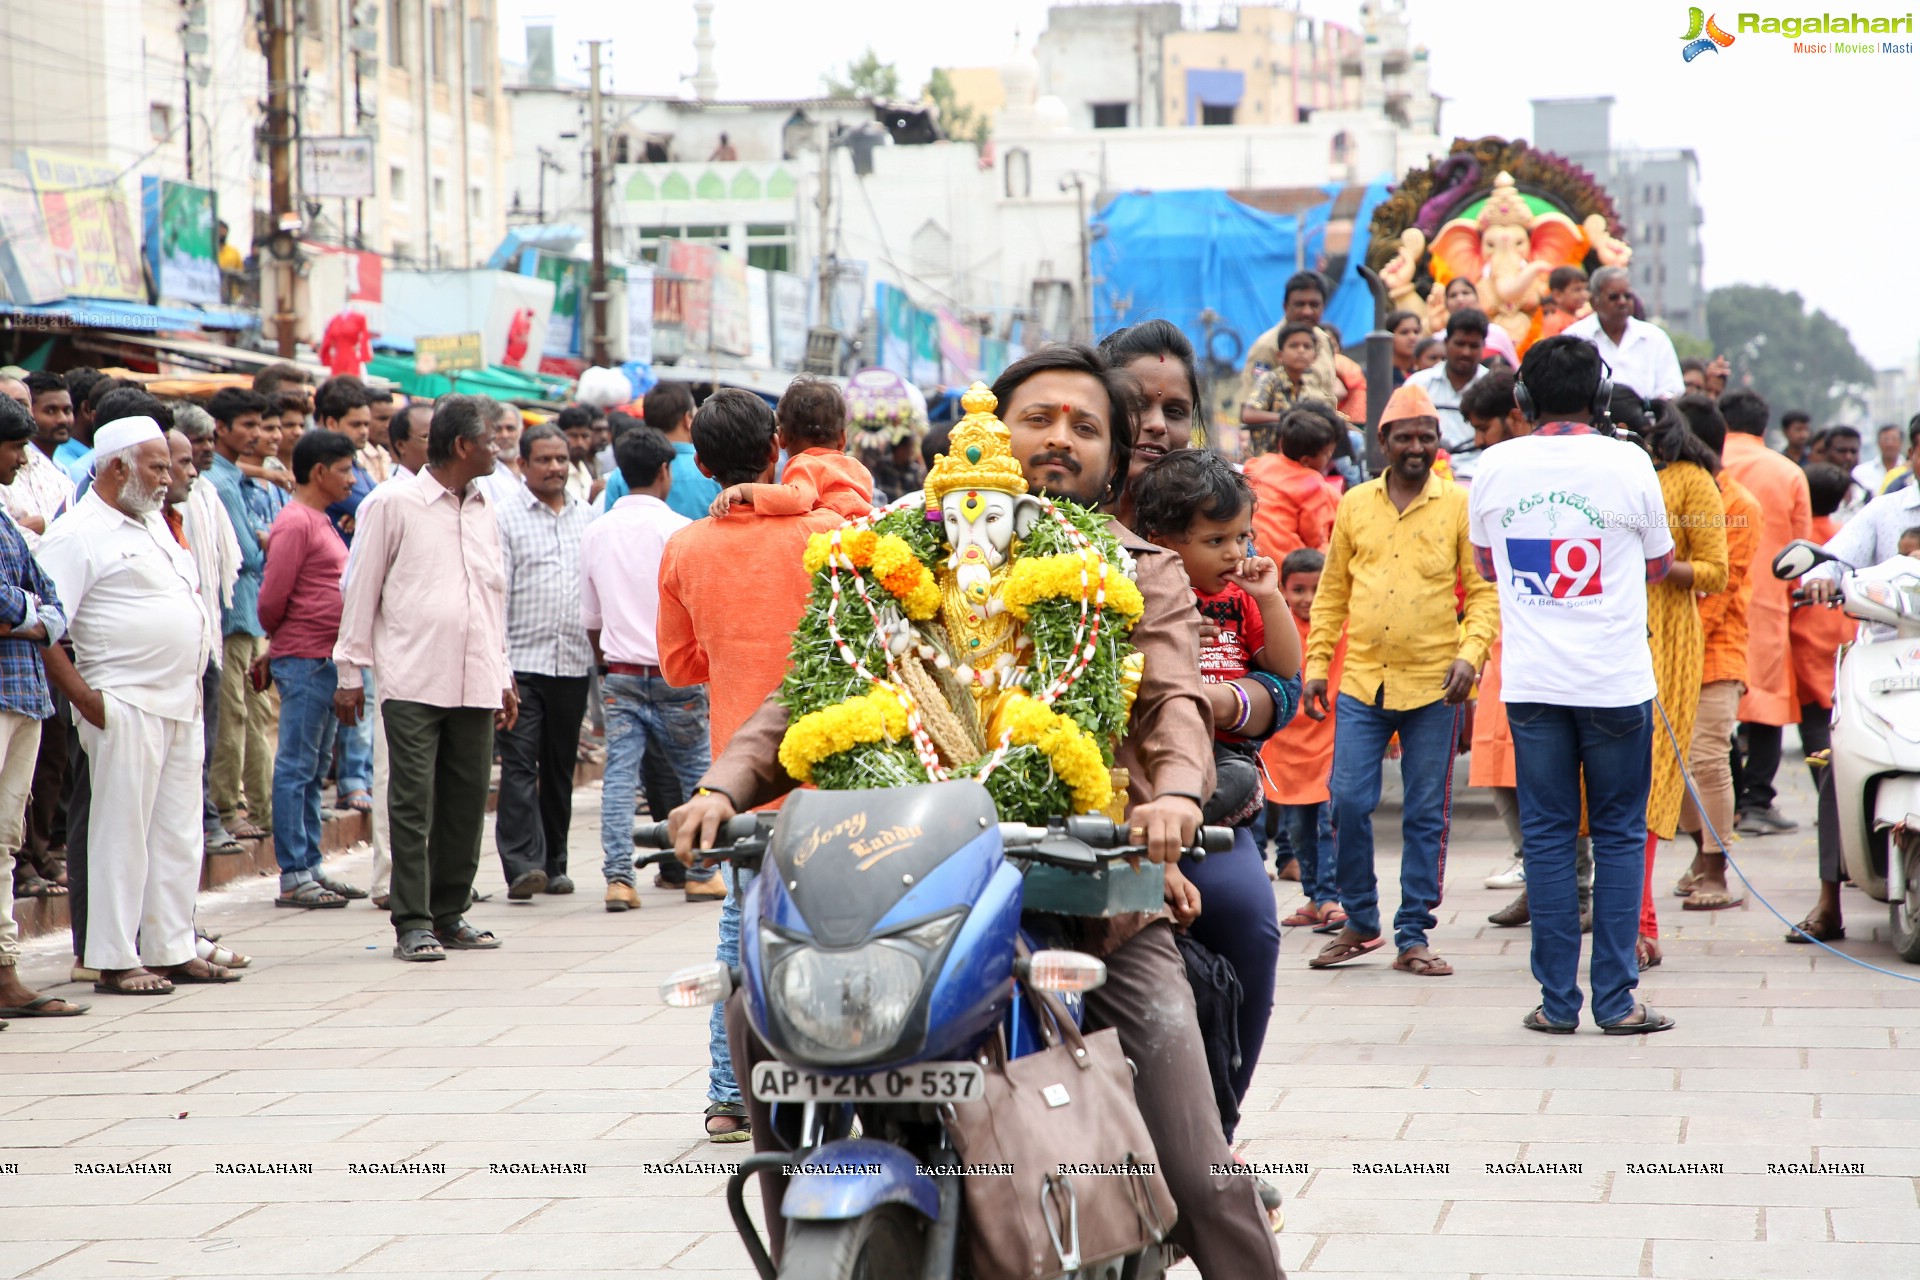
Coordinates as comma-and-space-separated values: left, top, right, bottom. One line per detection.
1391, 950, 1454, 977
704, 1101, 751, 1144
1785, 916, 1844, 943
1307, 935, 1384, 968
393, 929, 446, 962
276, 881, 348, 909
1522, 1006, 1576, 1035
1600, 1003, 1675, 1036
315, 873, 368, 900
434, 919, 501, 950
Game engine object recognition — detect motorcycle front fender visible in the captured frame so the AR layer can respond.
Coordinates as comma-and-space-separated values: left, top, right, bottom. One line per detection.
780, 1137, 940, 1223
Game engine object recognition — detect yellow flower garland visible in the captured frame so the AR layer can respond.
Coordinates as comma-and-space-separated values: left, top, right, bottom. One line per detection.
802, 530, 939, 619
994, 693, 1114, 815
779, 685, 911, 783
1001, 552, 1145, 623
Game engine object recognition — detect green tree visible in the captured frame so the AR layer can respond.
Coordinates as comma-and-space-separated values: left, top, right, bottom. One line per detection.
1706, 284, 1874, 424
823, 48, 901, 100
1661, 324, 1713, 364
924, 68, 990, 149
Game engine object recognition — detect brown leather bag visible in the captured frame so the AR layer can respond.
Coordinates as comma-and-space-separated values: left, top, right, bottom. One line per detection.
942, 982, 1178, 1280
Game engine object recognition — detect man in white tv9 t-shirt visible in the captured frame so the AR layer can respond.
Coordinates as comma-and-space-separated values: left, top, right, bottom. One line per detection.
1467, 336, 1677, 1038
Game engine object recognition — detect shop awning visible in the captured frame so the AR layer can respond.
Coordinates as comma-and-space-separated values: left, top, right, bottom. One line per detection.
364, 353, 573, 403
0, 298, 257, 332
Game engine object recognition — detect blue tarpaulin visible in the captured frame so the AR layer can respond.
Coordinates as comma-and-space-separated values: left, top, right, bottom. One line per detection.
1091, 182, 1389, 369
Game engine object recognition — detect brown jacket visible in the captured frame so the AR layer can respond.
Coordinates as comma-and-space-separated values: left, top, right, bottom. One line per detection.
700, 518, 1215, 953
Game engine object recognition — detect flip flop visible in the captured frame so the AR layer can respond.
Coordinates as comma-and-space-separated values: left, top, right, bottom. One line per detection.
228, 820, 268, 840
1306, 935, 1384, 968
1391, 951, 1455, 977
1682, 889, 1745, 911
162, 961, 242, 985
1785, 917, 1844, 944
1600, 1003, 1676, 1036
1521, 1006, 1576, 1035
93, 970, 175, 996
1671, 868, 1704, 898
1281, 903, 1325, 928
1311, 906, 1348, 935
0, 994, 89, 1017
341, 790, 374, 813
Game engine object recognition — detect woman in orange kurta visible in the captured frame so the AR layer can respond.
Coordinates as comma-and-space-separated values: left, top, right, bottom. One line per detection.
1632, 403, 1730, 968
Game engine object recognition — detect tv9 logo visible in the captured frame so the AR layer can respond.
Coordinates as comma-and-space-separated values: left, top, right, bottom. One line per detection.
1508, 537, 1604, 599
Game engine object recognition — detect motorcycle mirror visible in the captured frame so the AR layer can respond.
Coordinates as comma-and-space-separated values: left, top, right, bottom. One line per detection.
1772, 539, 1834, 581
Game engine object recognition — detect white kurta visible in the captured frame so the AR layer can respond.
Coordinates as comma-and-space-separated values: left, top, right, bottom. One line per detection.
38, 491, 211, 971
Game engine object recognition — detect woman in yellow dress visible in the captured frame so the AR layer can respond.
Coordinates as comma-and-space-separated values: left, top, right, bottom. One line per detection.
1621, 394, 1729, 970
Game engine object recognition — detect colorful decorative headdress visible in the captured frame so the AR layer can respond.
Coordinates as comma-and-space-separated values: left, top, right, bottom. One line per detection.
923, 382, 1028, 514
1476, 172, 1532, 231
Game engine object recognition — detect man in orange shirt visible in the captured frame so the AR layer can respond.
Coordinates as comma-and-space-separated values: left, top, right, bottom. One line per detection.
1246, 404, 1341, 558
655, 389, 845, 1146
1675, 395, 1762, 909
1718, 390, 1813, 836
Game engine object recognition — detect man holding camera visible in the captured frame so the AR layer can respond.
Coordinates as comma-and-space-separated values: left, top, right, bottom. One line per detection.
1466, 337, 1676, 1035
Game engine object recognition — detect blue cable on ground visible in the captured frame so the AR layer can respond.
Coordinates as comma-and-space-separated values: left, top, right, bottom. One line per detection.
1652, 696, 1920, 985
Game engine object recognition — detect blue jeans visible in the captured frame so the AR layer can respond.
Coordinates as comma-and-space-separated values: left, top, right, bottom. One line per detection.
1508, 701, 1653, 1028
335, 670, 375, 796
1282, 801, 1338, 905
600, 673, 714, 885
1328, 694, 1463, 952
1182, 827, 1279, 1105
708, 865, 755, 1103
270, 657, 339, 891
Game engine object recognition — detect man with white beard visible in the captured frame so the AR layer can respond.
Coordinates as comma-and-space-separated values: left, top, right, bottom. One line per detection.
38, 417, 231, 995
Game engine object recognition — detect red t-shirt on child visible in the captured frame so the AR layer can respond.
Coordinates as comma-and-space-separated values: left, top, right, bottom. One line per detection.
1195, 581, 1266, 741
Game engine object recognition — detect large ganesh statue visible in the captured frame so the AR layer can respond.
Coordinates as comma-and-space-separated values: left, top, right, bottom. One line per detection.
774, 383, 1146, 826
1366, 137, 1634, 357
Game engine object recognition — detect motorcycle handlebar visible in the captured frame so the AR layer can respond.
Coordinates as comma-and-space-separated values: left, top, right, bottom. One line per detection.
997, 818, 1234, 864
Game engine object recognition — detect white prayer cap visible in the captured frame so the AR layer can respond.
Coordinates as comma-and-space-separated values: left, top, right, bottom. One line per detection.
91, 416, 164, 457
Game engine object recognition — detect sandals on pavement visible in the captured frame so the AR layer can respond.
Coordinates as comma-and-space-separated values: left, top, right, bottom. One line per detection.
1281, 902, 1325, 928
1306, 934, 1384, 969
205, 832, 245, 856
1785, 916, 1844, 943
1682, 888, 1744, 911
160, 959, 242, 985
93, 968, 174, 996
314, 873, 368, 900
276, 881, 348, 910
195, 937, 250, 969
1522, 1007, 1576, 1035
1600, 1003, 1676, 1036
705, 1101, 751, 1144
1391, 950, 1455, 978
341, 790, 374, 813
1672, 868, 1704, 898
434, 920, 501, 950
228, 819, 268, 840
393, 929, 446, 962
14, 873, 65, 898
1310, 906, 1348, 935
0, 993, 89, 1017
1636, 936, 1663, 971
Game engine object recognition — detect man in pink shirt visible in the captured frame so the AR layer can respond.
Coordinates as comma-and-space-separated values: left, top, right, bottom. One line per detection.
260, 429, 365, 909
333, 396, 518, 962
581, 426, 720, 912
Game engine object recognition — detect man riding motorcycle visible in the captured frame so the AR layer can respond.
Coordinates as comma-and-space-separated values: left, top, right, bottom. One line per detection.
670, 343, 1287, 1278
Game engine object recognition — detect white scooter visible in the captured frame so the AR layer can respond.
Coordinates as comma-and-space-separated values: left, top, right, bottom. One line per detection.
1772, 540, 1920, 962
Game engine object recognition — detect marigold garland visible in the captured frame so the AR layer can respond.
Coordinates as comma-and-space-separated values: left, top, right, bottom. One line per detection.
994, 693, 1114, 815
1001, 551, 1146, 623
777, 492, 1143, 822
778, 685, 911, 783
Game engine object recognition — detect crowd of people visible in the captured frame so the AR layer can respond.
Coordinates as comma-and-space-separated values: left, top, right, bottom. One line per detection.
0, 260, 1905, 1277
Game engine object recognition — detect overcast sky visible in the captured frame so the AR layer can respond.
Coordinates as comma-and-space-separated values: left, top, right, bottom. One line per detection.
500, 0, 1920, 367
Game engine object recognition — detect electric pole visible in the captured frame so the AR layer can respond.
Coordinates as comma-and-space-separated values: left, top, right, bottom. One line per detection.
265, 0, 296, 357
586, 39, 610, 367
815, 120, 833, 322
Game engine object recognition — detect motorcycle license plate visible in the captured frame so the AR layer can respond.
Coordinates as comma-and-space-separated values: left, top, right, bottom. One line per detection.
751, 1062, 985, 1104
1871, 675, 1920, 692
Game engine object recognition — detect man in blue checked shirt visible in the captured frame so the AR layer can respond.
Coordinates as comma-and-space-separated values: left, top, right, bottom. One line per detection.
0, 396, 86, 1021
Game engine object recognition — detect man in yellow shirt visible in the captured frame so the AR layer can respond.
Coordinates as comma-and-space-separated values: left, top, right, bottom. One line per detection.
1301, 382, 1498, 978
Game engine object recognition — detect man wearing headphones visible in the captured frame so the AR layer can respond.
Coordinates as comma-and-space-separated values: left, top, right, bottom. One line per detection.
1467, 336, 1677, 1036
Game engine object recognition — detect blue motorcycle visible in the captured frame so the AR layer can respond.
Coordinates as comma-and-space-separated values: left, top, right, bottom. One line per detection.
637, 779, 1229, 1280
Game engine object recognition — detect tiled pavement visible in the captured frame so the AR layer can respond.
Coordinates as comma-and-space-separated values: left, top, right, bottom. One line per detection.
3, 759, 1917, 1279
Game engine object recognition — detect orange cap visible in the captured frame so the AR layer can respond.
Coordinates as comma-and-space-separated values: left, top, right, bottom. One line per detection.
1380, 381, 1438, 426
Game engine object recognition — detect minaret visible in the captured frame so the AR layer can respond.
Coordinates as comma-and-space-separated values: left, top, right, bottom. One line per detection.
691, 0, 718, 101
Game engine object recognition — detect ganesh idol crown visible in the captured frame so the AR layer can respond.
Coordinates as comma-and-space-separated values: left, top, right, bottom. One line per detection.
773, 383, 1146, 825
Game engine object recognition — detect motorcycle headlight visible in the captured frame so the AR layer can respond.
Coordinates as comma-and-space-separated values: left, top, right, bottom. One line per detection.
773, 940, 924, 1063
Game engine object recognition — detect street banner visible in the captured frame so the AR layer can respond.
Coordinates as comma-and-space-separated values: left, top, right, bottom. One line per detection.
141, 177, 220, 307
20, 149, 142, 300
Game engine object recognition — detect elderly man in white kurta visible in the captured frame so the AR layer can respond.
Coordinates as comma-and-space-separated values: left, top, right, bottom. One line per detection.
37, 417, 230, 996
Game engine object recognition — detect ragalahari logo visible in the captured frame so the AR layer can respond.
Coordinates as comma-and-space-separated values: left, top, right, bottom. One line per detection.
1681, 8, 1737, 59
